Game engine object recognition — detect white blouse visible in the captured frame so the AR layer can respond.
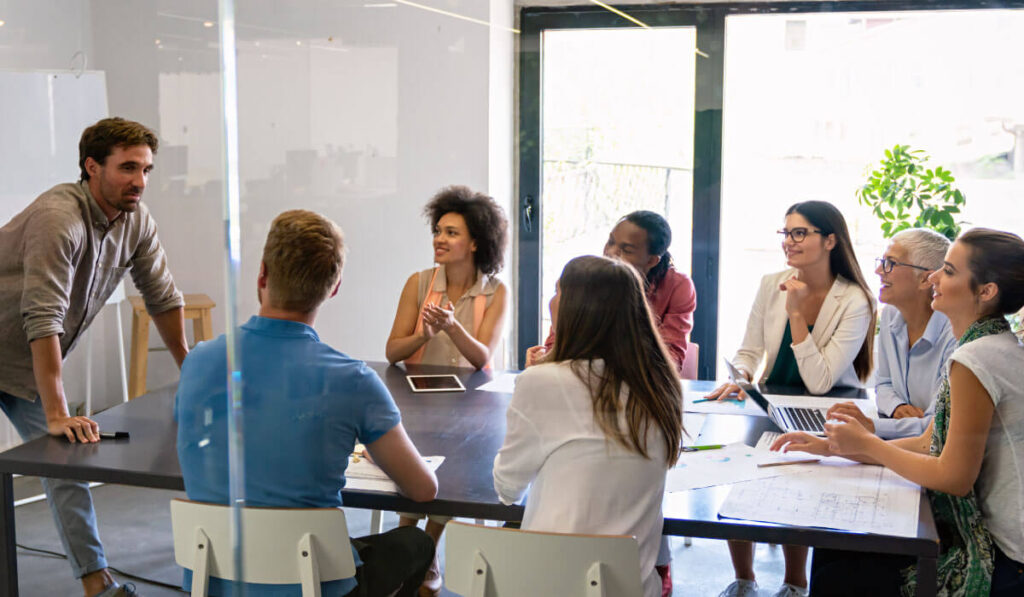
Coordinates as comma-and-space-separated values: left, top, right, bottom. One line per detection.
493, 361, 669, 597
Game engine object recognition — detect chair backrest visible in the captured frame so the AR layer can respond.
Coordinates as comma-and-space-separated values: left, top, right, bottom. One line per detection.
170, 499, 356, 593
445, 521, 644, 597
680, 342, 700, 380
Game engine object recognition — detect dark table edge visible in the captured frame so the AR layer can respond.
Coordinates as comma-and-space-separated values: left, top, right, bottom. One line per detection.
0, 457, 939, 558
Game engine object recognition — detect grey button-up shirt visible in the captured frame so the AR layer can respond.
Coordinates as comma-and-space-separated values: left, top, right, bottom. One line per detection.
0, 181, 183, 400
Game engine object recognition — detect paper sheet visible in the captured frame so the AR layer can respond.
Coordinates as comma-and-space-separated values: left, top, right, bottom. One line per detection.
718, 461, 921, 537
666, 443, 819, 492
476, 373, 518, 394
345, 455, 446, 493
683, 391, 768, 416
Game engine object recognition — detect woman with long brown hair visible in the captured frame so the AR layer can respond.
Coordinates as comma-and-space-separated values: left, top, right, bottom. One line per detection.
493, 255, 684, 597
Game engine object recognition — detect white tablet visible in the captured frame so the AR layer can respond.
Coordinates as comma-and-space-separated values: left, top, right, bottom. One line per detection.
406, 374, 466, 393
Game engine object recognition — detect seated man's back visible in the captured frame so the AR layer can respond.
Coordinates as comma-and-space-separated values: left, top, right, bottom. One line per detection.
177, 316, 399, 510
175, 209, 435, 597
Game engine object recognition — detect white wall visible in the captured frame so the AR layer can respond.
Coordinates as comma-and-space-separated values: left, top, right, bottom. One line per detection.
0, 0, 516, 449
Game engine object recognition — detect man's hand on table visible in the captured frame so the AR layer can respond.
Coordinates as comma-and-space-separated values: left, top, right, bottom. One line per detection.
48, 415, 100, 443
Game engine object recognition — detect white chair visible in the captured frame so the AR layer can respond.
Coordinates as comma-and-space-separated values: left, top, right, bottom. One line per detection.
170, 499, 356, 597
445, 521, 644, 597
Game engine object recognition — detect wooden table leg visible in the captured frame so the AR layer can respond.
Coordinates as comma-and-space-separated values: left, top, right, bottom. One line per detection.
915, 554, 937, 597
128, 310, 150, 399
1, 473, 19, 596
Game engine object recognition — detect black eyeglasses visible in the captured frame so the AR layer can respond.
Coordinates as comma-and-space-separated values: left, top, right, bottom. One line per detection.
875, 257, 932, 274
777, 227, 822, 243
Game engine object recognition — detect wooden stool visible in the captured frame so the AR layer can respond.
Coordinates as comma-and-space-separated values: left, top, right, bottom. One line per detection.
128, 293, 215, 399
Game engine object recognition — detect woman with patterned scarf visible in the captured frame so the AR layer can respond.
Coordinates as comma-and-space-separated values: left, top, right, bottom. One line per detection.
770, 228, 1024, 596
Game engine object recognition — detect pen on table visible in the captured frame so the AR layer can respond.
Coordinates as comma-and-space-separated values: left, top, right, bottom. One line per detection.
99, 431, 129, 440
693, 397, 744, 404
681, 444, 725, 452
757, 458, 819, 468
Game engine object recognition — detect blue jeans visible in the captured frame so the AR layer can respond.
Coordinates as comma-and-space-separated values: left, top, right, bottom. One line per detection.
0, 390, 107, 578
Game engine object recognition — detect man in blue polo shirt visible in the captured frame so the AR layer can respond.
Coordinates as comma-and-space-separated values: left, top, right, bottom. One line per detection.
175, 209, 438, 596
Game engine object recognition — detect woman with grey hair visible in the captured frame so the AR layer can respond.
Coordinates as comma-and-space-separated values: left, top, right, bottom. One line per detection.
828, 228, 956, 438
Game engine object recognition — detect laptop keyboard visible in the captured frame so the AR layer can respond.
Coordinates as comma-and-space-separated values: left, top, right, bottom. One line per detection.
779, 406, 826, 433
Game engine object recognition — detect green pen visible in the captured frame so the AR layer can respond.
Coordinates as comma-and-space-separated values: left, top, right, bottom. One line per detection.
681, 444, 725, 452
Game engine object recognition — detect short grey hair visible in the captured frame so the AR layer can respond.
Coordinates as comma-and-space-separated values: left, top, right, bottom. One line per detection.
891, 228, 950, 272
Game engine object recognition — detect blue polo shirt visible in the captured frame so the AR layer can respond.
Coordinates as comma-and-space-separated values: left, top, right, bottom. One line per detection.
175, 315, 402, 596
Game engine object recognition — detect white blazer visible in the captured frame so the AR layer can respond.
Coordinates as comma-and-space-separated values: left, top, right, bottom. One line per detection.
732, 269, 873, 395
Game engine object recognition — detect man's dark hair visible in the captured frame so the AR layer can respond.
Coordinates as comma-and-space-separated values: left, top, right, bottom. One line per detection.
79, 117, 159, 181
424, 185, 508, 276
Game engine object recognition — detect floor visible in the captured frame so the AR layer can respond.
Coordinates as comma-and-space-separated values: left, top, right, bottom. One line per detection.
11, 476, 799, 596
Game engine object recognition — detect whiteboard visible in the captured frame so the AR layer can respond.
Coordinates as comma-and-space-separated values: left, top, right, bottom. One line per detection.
0, 69, 108, 226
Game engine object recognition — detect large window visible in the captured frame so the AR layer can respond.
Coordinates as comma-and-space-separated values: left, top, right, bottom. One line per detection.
521, 3, 1024, 377
718, 9, 1024, 369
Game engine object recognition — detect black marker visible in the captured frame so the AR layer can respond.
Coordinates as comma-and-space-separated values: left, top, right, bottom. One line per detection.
99, 431, 130, 440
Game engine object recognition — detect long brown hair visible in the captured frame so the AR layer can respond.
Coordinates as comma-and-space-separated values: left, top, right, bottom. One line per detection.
786, 201, 877, 382
551, 255, 684, 466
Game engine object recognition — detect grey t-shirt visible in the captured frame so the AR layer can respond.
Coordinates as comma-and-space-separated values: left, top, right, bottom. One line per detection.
0, 181, 183, 400
951, 331, 1024, 563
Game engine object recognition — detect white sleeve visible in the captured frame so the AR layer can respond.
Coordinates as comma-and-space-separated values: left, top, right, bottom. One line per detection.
792, 291, 871, 395
492, 372, 548, 505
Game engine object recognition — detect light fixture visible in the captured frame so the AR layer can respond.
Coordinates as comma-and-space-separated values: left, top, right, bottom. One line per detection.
0, 20, 6, 27
296, 40, 302, 46
203, 21, 214, 28
155, 39, 161, 45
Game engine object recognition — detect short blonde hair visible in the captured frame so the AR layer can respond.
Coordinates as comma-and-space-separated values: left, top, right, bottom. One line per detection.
262, 210, 345, 312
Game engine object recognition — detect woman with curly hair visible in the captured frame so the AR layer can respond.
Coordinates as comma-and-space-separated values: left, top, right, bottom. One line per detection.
386, 185, 508, 596
387, 185, 509, 371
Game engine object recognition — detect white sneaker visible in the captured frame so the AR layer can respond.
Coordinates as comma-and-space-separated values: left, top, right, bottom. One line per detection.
771, 583, 808, 597
719, 579, 759, 597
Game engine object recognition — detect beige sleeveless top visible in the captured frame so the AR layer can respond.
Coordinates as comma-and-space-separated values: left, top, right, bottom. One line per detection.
410, 265, 500, 368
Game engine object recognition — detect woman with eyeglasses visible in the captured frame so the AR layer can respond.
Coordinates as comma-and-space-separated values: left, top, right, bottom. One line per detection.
706, 200, 876, 597
827, 229, 956, 440
773, 228, 1024, 596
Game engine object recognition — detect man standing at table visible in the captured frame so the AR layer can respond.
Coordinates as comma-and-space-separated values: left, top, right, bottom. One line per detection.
176, 209, 437, 597
0, 117, 188, 596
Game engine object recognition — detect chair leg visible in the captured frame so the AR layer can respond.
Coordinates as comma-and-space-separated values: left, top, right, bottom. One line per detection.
128, 310, 150, 399
190, 528, 210, 597
298, 533, 322, 597
370, 510, 383, 534
114, 306, 129, 404
684, 536, 692, 547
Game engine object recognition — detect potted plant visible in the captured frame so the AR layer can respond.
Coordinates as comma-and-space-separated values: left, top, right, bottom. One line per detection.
857, 144, 966, 240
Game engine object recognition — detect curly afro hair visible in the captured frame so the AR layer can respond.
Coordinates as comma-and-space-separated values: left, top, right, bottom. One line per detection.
424, 185, 508, 276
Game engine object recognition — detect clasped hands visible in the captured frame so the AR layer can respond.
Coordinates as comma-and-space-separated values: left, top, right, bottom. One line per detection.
421, 302, 456, 338
769, 402, 877, 458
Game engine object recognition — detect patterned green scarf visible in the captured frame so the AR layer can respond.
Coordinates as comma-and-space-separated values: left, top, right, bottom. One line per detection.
900, 316, 1009, 596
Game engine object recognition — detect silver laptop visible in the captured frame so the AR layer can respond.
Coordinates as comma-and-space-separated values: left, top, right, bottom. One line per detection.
723, 359, 827, 435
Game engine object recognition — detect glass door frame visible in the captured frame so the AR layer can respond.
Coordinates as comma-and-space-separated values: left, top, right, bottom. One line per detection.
518, 0, 1024, 378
